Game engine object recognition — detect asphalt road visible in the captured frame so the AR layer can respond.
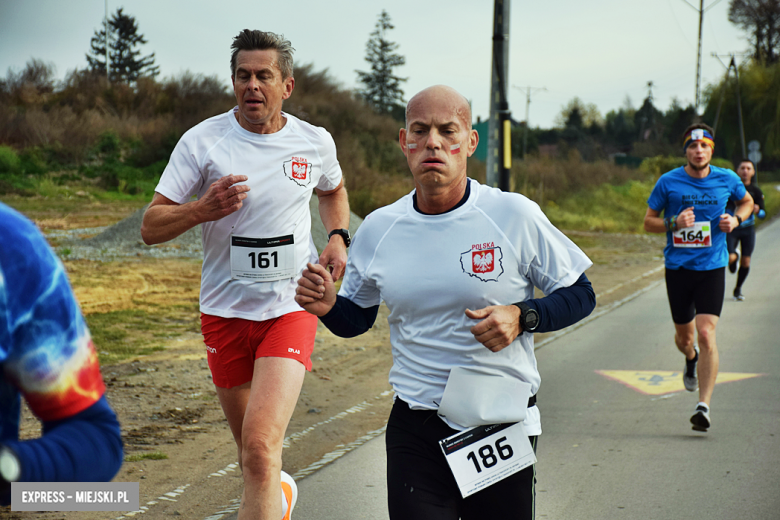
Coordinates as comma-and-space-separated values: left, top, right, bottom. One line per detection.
231, 219, 780, 520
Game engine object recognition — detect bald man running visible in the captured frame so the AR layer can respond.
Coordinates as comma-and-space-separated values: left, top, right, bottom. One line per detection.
296, 85, 596, 520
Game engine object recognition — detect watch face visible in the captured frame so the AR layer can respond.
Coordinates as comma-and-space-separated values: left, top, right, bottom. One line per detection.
525, 310, 539, 330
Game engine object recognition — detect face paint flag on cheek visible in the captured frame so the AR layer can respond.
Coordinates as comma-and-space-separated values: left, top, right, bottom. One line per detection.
407, 143, 417, 153
450, 143, 461, 155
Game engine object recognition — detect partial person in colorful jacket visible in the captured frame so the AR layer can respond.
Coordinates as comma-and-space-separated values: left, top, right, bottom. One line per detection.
1, 202, 123, 505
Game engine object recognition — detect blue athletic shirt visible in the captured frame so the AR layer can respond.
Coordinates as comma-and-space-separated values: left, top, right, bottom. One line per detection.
647, 165, 746, 270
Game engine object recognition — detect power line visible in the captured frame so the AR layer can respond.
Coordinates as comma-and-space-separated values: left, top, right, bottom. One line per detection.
512, 85, 546, 159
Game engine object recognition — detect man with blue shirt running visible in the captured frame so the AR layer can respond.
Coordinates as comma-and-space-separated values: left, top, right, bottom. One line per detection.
644, 123, 753, 432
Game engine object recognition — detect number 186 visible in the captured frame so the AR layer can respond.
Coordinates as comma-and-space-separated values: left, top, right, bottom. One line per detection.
465, 436, 514, 473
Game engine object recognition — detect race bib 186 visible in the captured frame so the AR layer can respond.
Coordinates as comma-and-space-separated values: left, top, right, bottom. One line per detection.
672, 221, 712, 248
439, 422, 536, 498
230, 234, 296, 281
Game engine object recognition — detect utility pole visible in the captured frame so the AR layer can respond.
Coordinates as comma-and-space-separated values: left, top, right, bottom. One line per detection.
105, 0, 110, 81
732, 56, 747, 157
695, 0, 704, 110
512, 85, 546, 159
680, 0, 724, 111
711, 53, 747, 156
487, 0, 511, 191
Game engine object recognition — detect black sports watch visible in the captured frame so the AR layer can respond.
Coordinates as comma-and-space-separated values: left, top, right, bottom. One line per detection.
735, 215, 743, 226
328, 228, 351, 247
513, 301, 540, 334
0, 444, 21, 489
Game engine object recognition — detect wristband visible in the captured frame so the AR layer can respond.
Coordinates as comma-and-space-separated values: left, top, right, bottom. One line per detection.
735, 215, 743, 226
664, 215, 678, 232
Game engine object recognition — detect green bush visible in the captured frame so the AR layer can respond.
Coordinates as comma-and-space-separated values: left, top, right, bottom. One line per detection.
19, 147, 49, 175
0, 146, 21, 173
95, 131, 121, 160
0, 175, 35, 196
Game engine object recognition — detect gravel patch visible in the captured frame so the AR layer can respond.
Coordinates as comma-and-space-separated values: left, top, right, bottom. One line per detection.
54, 194, 364, 262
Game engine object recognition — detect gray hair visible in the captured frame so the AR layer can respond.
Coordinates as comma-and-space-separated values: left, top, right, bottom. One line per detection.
230, 30, 295, 79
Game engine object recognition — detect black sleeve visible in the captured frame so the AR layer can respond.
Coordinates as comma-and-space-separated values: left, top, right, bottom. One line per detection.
523, 273, 596, 333
319, 295, 380, 338
753, 185, 765, 211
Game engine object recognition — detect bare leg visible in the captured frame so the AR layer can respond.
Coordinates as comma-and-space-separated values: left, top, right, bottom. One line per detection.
215, 381, 251, 469
673, 320, 696, 361
237, 357, 305, 520
694, 314, 719, 406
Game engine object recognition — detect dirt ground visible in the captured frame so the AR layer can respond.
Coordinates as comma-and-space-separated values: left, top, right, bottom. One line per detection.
1, 204, 667, 520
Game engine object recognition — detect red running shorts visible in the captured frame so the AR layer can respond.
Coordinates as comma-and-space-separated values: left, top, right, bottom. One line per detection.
201, 311, 317, 389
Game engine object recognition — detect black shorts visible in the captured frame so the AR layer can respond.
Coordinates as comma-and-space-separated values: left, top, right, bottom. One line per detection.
665, 267, 725, 324
386, 399, 537, 520
727, 225, 756, 257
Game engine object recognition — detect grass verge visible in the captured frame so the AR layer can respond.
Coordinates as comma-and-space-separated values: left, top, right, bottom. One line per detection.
124, 452, 169, 462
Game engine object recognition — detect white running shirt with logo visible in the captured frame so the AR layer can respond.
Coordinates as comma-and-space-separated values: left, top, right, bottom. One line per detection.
339, 179, 592, 433
156, 108, 342, 321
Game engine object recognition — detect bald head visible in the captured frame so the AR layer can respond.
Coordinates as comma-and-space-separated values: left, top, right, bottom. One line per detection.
405, 85, 472, 130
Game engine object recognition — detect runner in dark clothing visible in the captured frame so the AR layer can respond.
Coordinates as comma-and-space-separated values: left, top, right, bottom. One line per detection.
727, 159, 766, 301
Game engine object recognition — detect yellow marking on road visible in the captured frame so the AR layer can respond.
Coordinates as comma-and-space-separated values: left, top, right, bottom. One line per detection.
595, 370, 765, 395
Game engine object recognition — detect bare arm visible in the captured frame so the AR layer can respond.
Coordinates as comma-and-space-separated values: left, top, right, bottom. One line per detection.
295, 262, 337, 316
734, 192, 754, 222
644, 206, 695, 234
719, 192, 754, 232
140, 174, 250, 245
315, 180, 350, 280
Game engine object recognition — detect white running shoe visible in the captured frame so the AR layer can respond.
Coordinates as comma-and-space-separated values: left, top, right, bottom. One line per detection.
683, 345, 699, 392
690, 404, 711, 432
281, 471, 297, 520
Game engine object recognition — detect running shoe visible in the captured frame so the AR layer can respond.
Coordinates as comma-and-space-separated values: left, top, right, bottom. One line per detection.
728, 253, 738, 274
281, 470, 297, 520
733, 287, 745, 301
683, 345, 699, 392
690, 404, 711, 432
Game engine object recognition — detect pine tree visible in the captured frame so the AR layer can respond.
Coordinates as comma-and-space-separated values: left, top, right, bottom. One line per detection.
355, 10, 406, 117
86, 8, 160, 83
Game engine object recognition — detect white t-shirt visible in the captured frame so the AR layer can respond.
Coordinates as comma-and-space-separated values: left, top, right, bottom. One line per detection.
339, 179, 592, 433
156, 108, 342, 321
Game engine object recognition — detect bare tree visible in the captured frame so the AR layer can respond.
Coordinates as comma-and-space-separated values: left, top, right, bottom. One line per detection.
728, 0, 780, 64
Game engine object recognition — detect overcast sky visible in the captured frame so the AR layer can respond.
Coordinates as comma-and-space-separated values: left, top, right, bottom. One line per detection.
0, 0, 751, 128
